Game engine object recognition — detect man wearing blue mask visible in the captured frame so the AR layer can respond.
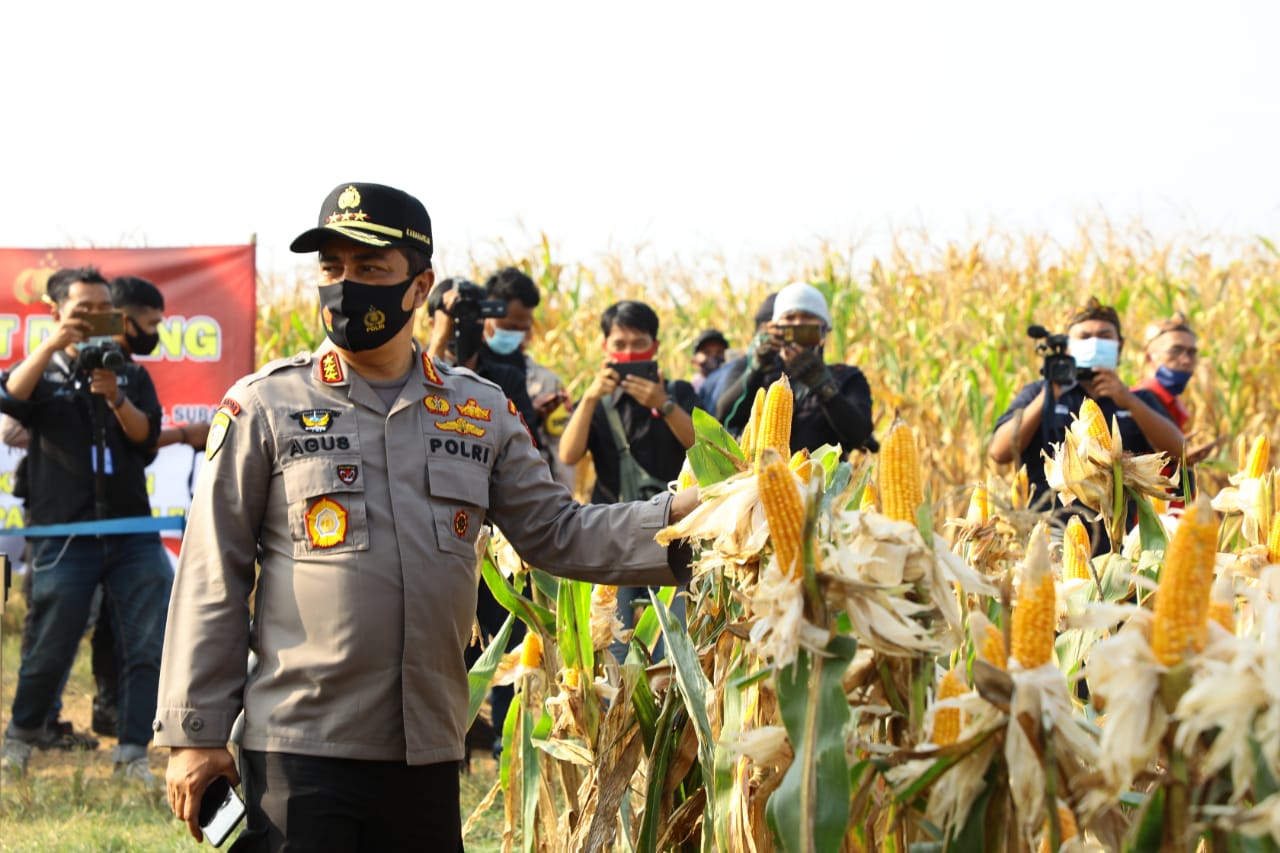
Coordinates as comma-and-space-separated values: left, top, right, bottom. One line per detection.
479, 268, 574, 490
990, 297, 1186, 510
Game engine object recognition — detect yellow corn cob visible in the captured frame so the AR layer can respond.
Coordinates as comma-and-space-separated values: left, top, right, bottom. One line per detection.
520, 633, 543, 668
965, 481, 990, 523
739, 387, 766, 461
969, 611, 1007, 671
1245, 434, 1270, 478
1063, 516, 1092, 581
1151, 496, 1170, 515
788, 448, 812, 482
759, 449, 805, 578
1011, 465, 1030, 510
1208, 600, 1234, 635
1208, 571, 1235, 637
1011, 524, 1056, 669
859, 481, 878, 513
1151, 495, 1219, 666
1079, 397, 1112, 452
675, 461, 697, 491
561, 666, 581, 689
756, 376, 794, 463
930, 668, 967, 746
1268, 510, 1280, 563
1235, 434, 1249, 472
1039, 803, 1079, 853
879, 421, 923, 525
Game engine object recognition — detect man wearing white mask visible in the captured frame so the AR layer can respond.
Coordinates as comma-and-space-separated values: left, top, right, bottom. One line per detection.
990, 297, 1185, 510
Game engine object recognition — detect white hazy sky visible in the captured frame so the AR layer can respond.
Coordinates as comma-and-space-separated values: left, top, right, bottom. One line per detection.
3, 2, 1276, 279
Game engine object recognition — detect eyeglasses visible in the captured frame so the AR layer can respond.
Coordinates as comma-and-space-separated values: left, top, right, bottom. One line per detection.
1160, 345, 1198, 360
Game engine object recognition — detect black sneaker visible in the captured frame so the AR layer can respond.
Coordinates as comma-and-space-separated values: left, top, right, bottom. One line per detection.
92, 700, 119, 738
35, 720, 99, 752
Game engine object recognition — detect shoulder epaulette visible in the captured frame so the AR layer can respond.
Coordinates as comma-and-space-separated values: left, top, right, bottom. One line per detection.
243, 352, 312, 387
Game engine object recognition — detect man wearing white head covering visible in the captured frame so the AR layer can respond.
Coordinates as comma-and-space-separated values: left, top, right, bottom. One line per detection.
715, 282, 875, 455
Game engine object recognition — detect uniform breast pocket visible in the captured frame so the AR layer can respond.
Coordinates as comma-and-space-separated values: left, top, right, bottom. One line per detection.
281, 455, 370, 558
425, 458, 491, 558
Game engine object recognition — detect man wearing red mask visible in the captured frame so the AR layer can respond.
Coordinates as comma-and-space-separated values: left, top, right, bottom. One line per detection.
559, 299, 696, 504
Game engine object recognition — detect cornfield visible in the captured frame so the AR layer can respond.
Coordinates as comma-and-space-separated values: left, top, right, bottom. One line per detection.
257, 225, 1280, 851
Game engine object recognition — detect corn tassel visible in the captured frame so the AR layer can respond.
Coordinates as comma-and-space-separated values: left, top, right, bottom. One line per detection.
1245, 434, 1270, 479
759, 449, 805, 578
739, 387, 766, 461
1151, 494, 1219, 666
879, 421, 923, 525
969, 611, 1007, 671
1063, 515, 1092, 581
1011, 523, 1056, 669
756, 375, 794, 463
1079, 397, 1113, 452
930, 668, 966, 746
859, 481, 878, 513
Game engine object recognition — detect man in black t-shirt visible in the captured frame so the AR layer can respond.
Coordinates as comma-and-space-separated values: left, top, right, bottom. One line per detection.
559, 300, 696, 660
1, 266, 170, 782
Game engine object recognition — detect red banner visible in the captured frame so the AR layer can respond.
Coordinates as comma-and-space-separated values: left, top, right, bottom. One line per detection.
0, 246, 256, 547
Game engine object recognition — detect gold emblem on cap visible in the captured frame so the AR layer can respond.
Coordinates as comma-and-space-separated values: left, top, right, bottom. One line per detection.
337, 186, 361, 209
363, 306, 386, 333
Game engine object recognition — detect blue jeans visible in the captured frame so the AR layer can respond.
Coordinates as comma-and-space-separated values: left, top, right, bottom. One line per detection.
7, 533, 172, 748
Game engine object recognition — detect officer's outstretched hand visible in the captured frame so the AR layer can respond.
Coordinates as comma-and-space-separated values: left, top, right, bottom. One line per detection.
167, 746, 240, 842
670, 484, 699, 523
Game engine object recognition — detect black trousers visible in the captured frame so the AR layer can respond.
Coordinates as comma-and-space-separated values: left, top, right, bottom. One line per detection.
230, 750, 464, 853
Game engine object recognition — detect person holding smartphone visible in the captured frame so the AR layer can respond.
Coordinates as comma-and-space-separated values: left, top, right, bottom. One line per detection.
716, 282, 876, 456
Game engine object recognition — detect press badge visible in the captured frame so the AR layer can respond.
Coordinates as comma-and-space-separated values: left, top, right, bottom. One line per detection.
90, 447, 114, 474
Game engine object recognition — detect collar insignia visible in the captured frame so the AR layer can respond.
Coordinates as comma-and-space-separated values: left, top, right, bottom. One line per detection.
457, 398, 491, 421
434, 417, 487, 438
291, 408, 341, 433
507, 400, 518, 416
320, 352, 345, 384
421, 353, 443, 387
304, 496, 349, 548
336, 464, 358, 485
423, 394, 450, 415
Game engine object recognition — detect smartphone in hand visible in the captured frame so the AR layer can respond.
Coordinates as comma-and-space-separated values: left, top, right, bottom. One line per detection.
609, 360, 660, 382
199, 776, 246, 847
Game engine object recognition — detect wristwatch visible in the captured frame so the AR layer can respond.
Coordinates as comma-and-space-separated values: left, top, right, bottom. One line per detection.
660, 399, 677, 417
108, 393, 126, 410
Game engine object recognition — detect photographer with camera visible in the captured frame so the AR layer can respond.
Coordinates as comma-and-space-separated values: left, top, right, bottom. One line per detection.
716, 282, 876, 456
989, 298, 1186, 513
1, 266, 169, 782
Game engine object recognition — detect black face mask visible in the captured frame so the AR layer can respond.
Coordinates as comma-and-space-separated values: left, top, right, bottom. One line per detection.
125, 318, 159, 356
318, 276, 417, 352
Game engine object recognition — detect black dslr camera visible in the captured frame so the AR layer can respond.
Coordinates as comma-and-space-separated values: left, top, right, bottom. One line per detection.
448, 280, 507, 326
1027, 325, 1092, 384
73, 338, 127, 374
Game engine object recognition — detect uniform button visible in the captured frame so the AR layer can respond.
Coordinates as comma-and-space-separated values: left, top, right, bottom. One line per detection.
152, 719, 163, 732
190, 717, 205, 733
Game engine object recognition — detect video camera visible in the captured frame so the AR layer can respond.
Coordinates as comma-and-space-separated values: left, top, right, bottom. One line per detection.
447, 280, 507, 326
1027, 325, 1093, 385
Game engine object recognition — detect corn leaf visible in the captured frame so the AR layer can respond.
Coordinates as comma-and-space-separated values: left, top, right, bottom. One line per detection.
766, 635, 857, 853
651, 591, 726, 852
1130, 486, 1169, 552
481, 555, 556, 634
467, 612, 515, 726
687, 407, 745, 486
631, 585, 676, 652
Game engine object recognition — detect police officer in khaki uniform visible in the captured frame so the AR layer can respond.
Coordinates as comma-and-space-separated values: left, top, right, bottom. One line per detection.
156, 182, 697, 851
